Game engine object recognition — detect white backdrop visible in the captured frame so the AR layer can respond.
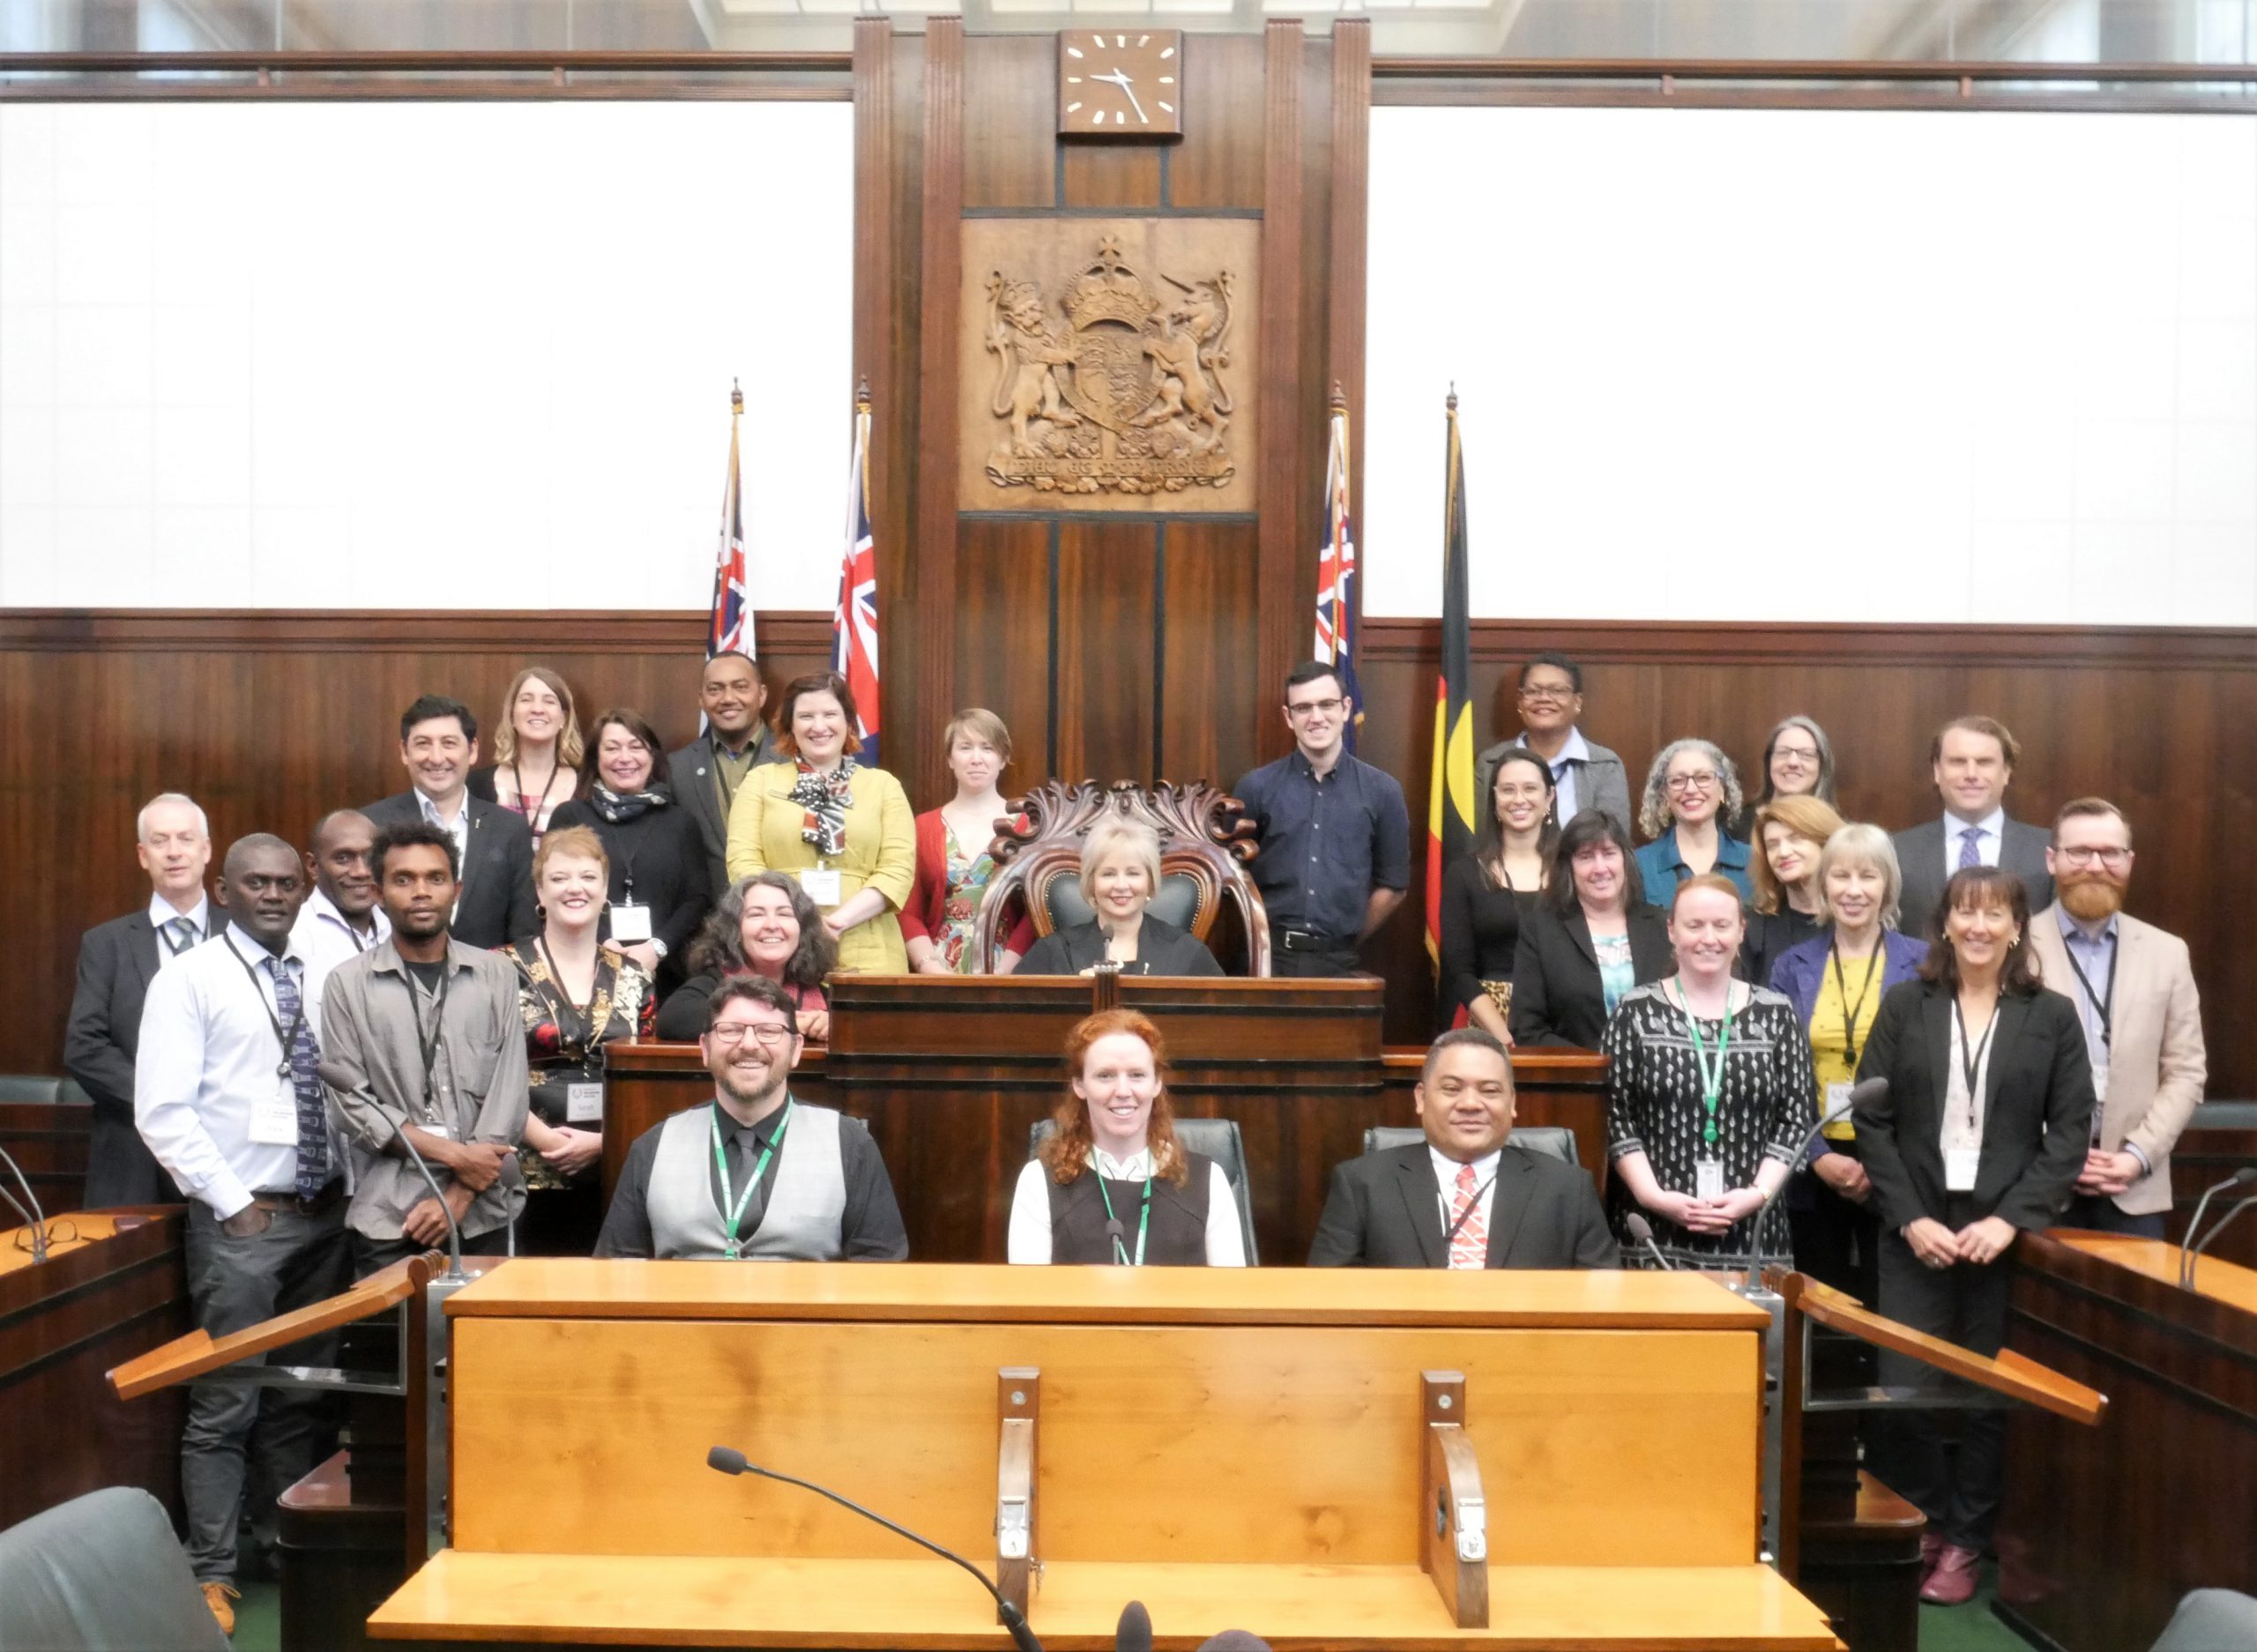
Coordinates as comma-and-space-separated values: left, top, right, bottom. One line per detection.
0, 100, 854, 610
1364, 105, 2257, 626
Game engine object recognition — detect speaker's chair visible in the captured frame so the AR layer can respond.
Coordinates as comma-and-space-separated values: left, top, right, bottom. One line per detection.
974, 780, 1270, 975
1026, 1116, 1260, 1264
1361, 1124, 1580, 1166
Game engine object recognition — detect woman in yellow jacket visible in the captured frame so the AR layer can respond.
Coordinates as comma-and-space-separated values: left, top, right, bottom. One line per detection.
725, 671, 915, 975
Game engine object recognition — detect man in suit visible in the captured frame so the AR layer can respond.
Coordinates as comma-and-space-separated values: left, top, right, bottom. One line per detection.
1308, 1027, 1619, 1269
65, 792, 214, 1206
667, 651, 778, 900
1891, 715, 2052, 941
361, 694, 534, 950
2025, 799, 2206, 1239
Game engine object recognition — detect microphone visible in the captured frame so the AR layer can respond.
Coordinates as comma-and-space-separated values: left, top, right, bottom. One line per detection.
2178, 1167, 2257, 1288
706, 1447, 1044, 1652
0, 1142, 48, 1262
1623, 1212, 1673, 1271
317, 1058, 466, 1282
1740, 1076, 1888, 1288
1116, 1601, 1152, 1652
2184, 1178, 2257, 1289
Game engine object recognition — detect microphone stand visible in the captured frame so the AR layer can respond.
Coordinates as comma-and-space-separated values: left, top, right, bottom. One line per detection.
0, 1143, 47, 1262
2185, 1194, 2257, 1291
316, 1059, 467, 1283
2179, 1170, 2257, 1289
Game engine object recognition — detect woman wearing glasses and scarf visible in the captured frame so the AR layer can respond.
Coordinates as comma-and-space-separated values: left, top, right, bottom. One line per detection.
724, 671, 916, 976
546, 708, 711, 992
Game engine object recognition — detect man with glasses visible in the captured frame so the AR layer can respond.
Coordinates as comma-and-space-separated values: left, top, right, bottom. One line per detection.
2024, 800, 2205, 1238
1232, 660, 1411, 978
1475, 651, 1632, 832
595, 974, 907, 1260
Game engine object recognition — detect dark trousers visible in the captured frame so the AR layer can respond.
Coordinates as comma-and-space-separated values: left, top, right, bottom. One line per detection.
82, 1105, 179, 1208
1873, 1196, 2012, 1551
2058, 1193, 2167, 1238
1267, 931, 1362, 979
182, 1199, 351, 1582
1788, 1163, 1881, 1307
515, 1183, 605, 1257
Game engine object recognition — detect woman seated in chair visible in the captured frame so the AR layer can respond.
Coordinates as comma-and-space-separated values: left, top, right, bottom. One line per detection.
1013, 817, 1224, 978
1007, 1008, 1247, 1266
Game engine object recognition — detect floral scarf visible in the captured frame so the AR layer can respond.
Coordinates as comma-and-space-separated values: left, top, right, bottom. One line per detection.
790, 757, 858, 858
587, 781, 671, 824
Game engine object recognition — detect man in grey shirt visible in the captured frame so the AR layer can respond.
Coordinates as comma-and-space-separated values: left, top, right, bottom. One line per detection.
1474, 651, 1633, 833
320, 820, 529, 1276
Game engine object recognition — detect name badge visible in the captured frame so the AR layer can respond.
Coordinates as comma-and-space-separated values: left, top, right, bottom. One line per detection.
1945, 1146, 1980, 1193
1695, 1159, 1726, 1202
800, 866, 843, 906
609, 903, 654, 945
566, 1082, 605, 1124
249, 1075, 301, 1147
417, 1120, 451, 1141
1825, 1080, 1853, 1118
2090, 1059, 2111, 1108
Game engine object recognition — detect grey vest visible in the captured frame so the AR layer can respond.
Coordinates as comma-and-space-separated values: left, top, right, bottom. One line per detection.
645, 1100, 847, 1261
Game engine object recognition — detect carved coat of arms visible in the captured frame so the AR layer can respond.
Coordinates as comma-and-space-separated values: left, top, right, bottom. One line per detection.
980, 234, 1238, 495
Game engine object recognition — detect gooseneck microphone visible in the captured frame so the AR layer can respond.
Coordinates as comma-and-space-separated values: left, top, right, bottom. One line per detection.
1115, 1600, 1153, 1652
706, 1447, 1043, 1652
0, 1142, 48, 1262
317, 1059, 466, 1281
2178, 1167, 2257, 1289
1622, 1213, 1673, 1271
1739, 1075, 1888, 1286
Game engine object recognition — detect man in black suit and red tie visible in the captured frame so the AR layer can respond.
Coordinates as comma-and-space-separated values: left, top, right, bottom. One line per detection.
66, 792, 213, 1206
1307, 1028, 1619, 1269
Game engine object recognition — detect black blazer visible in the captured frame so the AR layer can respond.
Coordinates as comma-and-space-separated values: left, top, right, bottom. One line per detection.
361, 792, 536, 951
65, 907, 201, 1205
1016, 915, 1223, 978
1891, 818, 2055, 944
1307, 1142, 1620, 1269
667, 730, 780, 901
1854, 979, 2094, 1234
546, 798, 711, 986
1508, 904, 1672, 1048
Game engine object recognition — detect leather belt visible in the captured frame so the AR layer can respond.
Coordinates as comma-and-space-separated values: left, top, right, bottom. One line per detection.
247, 1179, 346, 1216
1277, 927, 1354, 954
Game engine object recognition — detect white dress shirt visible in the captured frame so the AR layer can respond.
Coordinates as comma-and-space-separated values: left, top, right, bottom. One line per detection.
1006, 1147, 1247, 1265
1429, 1145, 1502, 1260
146, 892, 212, 971
134, 925, 342, 1220
417, 789, 473, 863
1548, 727, 1593, 823
1941, 807, 2006, 877
288, 888, 392, 1006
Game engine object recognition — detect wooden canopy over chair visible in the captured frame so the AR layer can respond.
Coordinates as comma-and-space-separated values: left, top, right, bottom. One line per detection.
973, 779, 1272, 975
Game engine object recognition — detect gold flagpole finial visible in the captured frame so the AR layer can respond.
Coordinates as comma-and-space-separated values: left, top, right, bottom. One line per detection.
1330, 380, 1347, 414
854, 374, 872, 414
731, 378, 743, 415
1446, 382, 1458, 414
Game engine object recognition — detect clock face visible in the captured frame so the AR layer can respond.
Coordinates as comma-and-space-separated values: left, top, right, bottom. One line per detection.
1057, 30, 1183, 138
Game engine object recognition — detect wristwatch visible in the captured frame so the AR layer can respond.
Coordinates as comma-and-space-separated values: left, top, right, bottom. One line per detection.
650, 938, 669, 962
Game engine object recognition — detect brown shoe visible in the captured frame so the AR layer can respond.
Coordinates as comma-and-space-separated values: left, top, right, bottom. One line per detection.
1919, 1544, 1982, 1606
200, 1580, 240, 1636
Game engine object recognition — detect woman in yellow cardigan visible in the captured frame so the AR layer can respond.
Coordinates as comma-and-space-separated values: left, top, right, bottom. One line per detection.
725, 671, 916, 975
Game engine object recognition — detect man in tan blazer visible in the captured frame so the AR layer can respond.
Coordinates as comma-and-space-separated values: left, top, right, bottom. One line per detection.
2026, 799, 2206, 1236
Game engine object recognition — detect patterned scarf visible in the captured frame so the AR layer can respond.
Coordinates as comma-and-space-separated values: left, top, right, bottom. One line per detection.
587, 781, 671, 824
790, 758, 858, 858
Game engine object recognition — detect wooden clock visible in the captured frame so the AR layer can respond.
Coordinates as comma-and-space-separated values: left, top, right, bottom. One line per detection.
1057, 29, 1183, 138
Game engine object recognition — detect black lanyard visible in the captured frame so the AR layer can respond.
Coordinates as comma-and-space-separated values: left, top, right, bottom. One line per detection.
533, 939, 600, 1061
1442, 1170, 1499, 1247
1827, 937, 1884, 1066
163, 916, 201, 956
1952, 996, 1999, 1135
2060, 930, 2118, 1047
505, 760, 570, 827
228, 938, 307, 1082
405, 964, 451, 1112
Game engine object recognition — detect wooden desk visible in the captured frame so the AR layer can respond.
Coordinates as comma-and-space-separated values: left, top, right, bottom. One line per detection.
0, 1209, 190, 1529
1997, 1232, 2257, 1652
369, 1260, 1837, 1648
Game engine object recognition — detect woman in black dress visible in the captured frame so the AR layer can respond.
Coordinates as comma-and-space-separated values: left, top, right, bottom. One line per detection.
1439, 745, 1553, 1038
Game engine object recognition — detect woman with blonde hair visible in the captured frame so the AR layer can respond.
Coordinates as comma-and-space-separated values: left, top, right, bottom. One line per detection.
469, 666, 584, 840
1740, 794, 1846, 989
901, 708, 1036, 974
1012, 816, 1222, 977
1006, 1008, 1246, 1265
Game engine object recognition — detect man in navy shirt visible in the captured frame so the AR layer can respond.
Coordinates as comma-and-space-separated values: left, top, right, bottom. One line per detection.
1231, 662, 1411, 978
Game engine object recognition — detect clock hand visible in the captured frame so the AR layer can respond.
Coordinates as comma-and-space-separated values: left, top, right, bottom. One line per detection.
1103, 72, 1148, 123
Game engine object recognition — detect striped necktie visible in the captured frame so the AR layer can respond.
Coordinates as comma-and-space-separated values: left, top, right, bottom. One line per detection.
163, 917, 198, 956
1448, 1162, 1487, 1270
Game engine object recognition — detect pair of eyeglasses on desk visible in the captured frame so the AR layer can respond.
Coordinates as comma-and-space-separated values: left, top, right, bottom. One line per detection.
11, 1219, 78, 1254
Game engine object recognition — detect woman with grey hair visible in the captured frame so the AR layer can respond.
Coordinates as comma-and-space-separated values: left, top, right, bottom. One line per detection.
1751, 714, 1838, 810
1633, 739, 1754, 907
653, 871, 839, 1040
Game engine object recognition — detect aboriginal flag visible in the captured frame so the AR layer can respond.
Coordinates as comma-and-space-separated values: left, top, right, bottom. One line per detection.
1426, 391, 1477, 966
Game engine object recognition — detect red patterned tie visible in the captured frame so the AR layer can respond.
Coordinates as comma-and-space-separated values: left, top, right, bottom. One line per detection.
1448, 1161, 1486, 1270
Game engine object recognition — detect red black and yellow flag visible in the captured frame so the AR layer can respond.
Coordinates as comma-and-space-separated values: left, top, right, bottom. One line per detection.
1426, 390, 1478, 965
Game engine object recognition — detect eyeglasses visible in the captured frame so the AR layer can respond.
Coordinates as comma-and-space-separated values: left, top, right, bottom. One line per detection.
1494, 784, 1551, 802
2058, 846, 2132, 871
710, 1022, 797, 1048
1665, 772, 1718, 793
1518, 683, 1575, 703
1772, 746, 1819, 764
1285, 697, 1345, 718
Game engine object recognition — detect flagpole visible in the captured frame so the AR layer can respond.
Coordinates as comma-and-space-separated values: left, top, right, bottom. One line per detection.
709, 378, 744, 660
1328, 379, 1350, 663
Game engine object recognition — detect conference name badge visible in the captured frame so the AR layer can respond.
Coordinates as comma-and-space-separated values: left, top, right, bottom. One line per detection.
566, 1082, 604, 1124
609, 903, 654, 945
248, 1075, 301, 1147
1695, 1159, 1725, 1202
1945, 1147, 1980, 1193
800, 866, 843, 906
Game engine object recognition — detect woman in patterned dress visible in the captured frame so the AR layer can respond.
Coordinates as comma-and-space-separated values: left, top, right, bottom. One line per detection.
500, 825, 654, 1256
1604, 874, 1817, 1272
902, 709, 1035, 973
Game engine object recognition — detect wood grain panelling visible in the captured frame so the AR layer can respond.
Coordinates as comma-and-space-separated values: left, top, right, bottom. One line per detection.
1352, 616, 2257, 1096
1251, 19, 1307, 769
1327, 19, 1371, 553
1158, 520, 1263, 788
1167, 31, 1269, 210
1054, 520, 1158, 783
1059, 139, 1161, 209
960, 33, 1057, 209
905, 17, 965, 809
953, 518, 1055, 792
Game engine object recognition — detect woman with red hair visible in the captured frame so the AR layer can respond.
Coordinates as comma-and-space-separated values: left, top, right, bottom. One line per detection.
1006, 1009, 1247, 1266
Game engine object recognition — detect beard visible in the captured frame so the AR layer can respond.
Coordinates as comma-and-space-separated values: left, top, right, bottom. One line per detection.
716, 1058, 788, 1112
2058, 868, 2127, 923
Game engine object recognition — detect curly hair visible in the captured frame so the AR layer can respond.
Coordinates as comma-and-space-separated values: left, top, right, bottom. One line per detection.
1039, 1008, 1188, 1187
685, 872, 838, 993
1637, 739, 1745, 840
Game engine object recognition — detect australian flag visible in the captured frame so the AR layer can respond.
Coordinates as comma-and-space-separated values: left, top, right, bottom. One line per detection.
833, 391, 882, 767
1313, 395, 1365, 752
709, 382, 752, 659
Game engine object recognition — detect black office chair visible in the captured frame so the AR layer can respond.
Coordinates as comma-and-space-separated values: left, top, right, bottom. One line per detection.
1026, 1117, 1259, 1264
1360, 1124, 1578, 1166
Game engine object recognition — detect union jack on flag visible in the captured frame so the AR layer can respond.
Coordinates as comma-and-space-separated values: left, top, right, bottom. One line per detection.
708, 381, 753, 659
1313, 395, 1365, 752
832, 390, 882, 766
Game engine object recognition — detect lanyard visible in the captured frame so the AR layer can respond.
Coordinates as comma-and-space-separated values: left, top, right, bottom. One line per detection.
712, 1099, 793, 1260
1442, 1172, 1500, 1247
228, 940, 308, 1082
1671, 979, 1734, 1149
1095, 1170, 1153, 1266
163, 917, 200, 956
407, 964, 451, 1112
1827, 937, 1884, 1066
2060, 930, 2118, 1047
533, 939, 599, 1062
505, 759, 570, 823
1953, 997, 1999, 1136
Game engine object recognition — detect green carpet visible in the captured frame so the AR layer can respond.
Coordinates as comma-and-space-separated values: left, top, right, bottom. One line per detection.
1924, 1564, 2036, 1652
230, 1581, 280, 1652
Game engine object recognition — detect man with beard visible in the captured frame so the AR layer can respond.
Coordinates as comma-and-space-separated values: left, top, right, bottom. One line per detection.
288, 809, 391, 989
2025, 799, 2206, 1237
319, 822, 529, 1275
595, 974, 907, 1261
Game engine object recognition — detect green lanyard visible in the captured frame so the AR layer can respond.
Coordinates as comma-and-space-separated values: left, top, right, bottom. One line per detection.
1672, 981, 1733, 1150
711, 1099, 793, 1261
1094, 1167, 1153, 1266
